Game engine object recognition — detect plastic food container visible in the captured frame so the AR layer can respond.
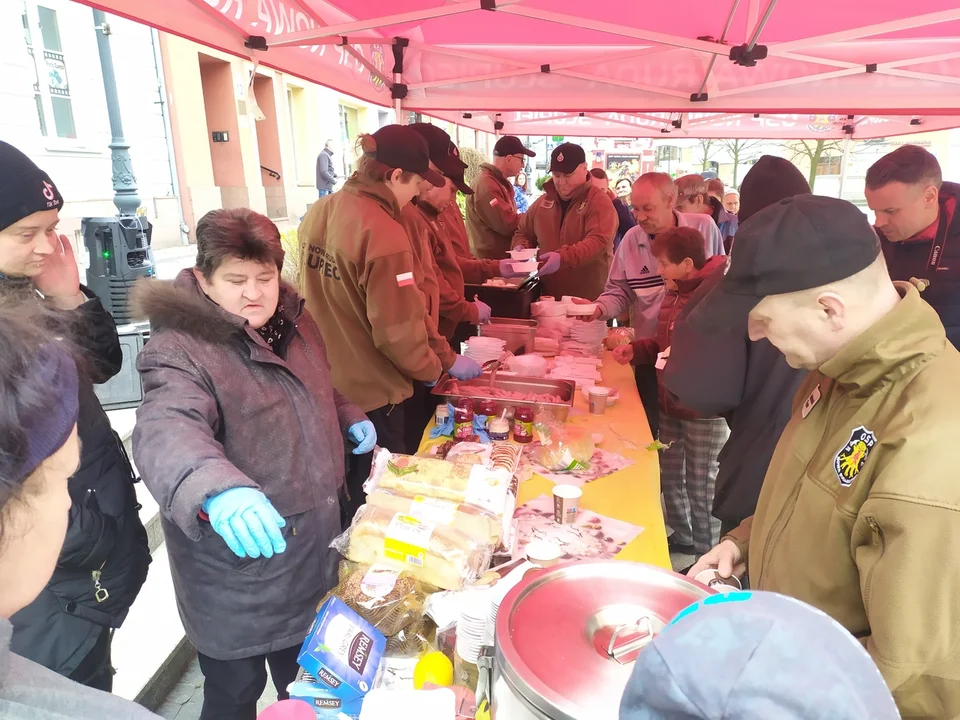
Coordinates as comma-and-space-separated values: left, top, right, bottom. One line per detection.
511, 259, 540, 274
509, 249, 538, 261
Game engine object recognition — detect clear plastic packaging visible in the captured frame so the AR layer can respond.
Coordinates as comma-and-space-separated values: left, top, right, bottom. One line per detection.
365, 489, 502, 547
331, 503, 494, 591
534, 422, 596, 472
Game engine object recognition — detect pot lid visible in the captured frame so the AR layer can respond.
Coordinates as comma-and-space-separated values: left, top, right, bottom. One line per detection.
495, 560, 714, 720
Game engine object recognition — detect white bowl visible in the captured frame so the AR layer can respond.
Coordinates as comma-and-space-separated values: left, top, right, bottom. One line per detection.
511, 259, 539, 274
509, 248, 538, 261
566, 303, 599, 317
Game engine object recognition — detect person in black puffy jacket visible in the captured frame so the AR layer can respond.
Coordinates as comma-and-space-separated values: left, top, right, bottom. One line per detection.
0, 141, 150, 691
662, 156, 810, 535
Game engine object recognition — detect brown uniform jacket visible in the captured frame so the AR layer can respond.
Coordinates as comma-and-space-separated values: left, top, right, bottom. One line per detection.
399, 202, 457, 369
466, 164, 520, 259
417, 201, 500, 338
512, 178, 617, 301
727, 284, 960, 718
297, 174, 442, 411
442, 203, 474, 261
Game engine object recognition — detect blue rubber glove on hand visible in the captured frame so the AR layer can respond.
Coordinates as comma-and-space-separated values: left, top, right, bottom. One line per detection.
348, 420, 377, 455
449, 354, 483, 380
499, 259, 528, 279
202, 487, 286, 559
538, 252, 562, 276
473, 299, 492, 324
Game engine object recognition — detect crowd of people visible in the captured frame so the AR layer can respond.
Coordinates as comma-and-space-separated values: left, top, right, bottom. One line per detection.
1, 124, 960, 719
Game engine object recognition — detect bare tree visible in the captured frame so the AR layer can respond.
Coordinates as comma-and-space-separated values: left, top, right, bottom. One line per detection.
695, 139, 721, 173
783, 139, 845, 189
718, 139, 764, 187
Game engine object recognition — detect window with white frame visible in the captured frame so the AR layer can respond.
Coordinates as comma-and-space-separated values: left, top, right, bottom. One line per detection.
22, 2, 77, 139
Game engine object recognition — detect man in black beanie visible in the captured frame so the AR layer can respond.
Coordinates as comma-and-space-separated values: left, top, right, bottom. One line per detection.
662, 156, 810, 539
0, 141, 150, 691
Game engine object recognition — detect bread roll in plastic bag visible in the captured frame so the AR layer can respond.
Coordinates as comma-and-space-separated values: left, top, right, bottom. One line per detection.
534, 422, 595, 472
365, 489, 502, 547
330, 504, 493, 591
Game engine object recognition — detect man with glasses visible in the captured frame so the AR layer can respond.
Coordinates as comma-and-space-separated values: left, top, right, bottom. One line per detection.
466, 136, 535, 259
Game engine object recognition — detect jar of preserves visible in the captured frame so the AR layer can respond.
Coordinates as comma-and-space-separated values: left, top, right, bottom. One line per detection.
513, 406, 535, 443
454, 399, 475, 440
478, 400, 498, 426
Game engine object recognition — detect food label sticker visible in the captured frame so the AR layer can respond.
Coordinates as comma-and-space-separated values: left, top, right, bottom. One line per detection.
409, 495, 459, 526
383, 514, 434, 568
360, 564, 401, 599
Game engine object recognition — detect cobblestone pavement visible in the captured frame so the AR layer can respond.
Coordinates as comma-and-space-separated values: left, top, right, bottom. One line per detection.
155, 657, 279, 719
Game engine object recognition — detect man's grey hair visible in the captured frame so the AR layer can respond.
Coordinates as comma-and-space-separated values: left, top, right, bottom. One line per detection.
325, 139, 335, 149
636, 172, 677, 201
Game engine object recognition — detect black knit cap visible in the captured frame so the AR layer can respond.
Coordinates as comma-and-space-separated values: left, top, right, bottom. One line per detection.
738, 155, 811, 224
0, 141, 64, 232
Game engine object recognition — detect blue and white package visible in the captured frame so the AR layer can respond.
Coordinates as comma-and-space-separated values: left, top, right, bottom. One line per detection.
296, 596, 386, 717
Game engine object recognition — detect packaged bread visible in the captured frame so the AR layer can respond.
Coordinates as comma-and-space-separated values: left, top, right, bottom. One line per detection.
366, 489, 501, 547
367, 450, 477, 503
324, 561, 431, 637
331, 504, 493, 591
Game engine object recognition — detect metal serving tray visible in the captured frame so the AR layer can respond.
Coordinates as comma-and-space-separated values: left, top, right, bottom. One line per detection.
431, 372, 576, 422
479, 318, 538, 355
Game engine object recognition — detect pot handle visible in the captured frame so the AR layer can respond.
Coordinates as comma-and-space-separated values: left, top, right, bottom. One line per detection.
606, 616, 654, 664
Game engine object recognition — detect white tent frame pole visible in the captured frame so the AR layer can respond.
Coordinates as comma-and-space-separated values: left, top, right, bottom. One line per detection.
695, 0, 743, 97
497, 5, 731, 55
269, 0, 527, 48
837, 134, 852, 199
183, 0, 248, 39
345, 46, 394, 88
773, 9, 960, 53
554, 70, 691, 99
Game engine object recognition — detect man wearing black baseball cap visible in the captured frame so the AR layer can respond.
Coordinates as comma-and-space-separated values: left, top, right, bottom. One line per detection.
465, 135, 534, 259
688, 194, 960, 716
512, 142, 618, 300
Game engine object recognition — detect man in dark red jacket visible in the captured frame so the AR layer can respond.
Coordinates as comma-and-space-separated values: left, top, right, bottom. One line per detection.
866, 145, 960, 349
612, 226, 728, 558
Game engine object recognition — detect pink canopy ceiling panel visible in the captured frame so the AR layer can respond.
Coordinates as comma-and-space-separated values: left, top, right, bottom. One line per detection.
76, 0, 960, 139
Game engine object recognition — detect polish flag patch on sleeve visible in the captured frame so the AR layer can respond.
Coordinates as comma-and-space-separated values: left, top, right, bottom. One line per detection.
396, 272, 415, 287
489, 198, 500, 207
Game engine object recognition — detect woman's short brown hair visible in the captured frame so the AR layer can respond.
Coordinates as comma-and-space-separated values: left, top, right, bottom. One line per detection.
651, 226, 707, 269
355, 134, 418, 184
195, 208, 284, 279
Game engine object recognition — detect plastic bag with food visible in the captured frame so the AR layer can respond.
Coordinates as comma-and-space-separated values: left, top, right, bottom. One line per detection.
330, 503, 494, 591
365, 489, 502, 547
534, 422, 595, 472
604, 326, 636, 350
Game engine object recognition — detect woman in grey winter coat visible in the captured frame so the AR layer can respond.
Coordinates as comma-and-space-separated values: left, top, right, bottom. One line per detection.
132, 209, 374, 720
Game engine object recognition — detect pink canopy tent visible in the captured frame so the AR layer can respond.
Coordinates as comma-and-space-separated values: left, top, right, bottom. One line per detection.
79, 0, 960, 139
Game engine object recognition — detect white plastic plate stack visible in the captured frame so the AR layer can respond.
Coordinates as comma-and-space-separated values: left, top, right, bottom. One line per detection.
456, 588, 491, 664
464, 336, 507, 364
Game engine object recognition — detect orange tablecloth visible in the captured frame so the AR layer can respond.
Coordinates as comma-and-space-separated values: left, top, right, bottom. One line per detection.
419, 352, 669, 570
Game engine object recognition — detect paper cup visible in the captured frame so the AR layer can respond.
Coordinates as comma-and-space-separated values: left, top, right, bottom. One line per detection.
553, 484, 582, 525
694, 569, 743, 593
588, 386, 611, 415
525, 540, 563, 567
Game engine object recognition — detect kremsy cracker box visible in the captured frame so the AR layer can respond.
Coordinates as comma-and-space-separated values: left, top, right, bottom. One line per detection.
295, 596, 386, 717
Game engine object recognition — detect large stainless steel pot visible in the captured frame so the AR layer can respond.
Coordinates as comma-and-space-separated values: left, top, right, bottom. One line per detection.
493, 561, 715, 719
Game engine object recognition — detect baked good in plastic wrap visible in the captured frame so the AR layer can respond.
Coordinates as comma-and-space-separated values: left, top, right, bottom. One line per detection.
365, 489, 502, 547
534, 422, 596, 472
604, 326, 636, 350
331, 504, 493, 591
365, 448, 511, 517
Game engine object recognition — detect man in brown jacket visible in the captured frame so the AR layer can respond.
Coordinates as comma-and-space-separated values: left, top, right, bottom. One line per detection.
297, 125, 444, 456
512, 143, 618, 300
466, 136, 534, 259
688, 195, 960, 718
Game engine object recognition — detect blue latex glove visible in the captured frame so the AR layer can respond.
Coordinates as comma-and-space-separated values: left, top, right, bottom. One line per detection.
449, 354, 483, 380
473, 299, 492, 324
348, 420, 377, 455
202, 487, 286, 559
538, 252, 562, 276
473, 415, 491, 443
499, 259, 528, 279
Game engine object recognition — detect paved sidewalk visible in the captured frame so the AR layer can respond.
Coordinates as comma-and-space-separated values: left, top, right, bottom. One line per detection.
155, 657, 279, 719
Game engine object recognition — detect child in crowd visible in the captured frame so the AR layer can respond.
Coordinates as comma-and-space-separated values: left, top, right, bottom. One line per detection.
613, 226, 728, 558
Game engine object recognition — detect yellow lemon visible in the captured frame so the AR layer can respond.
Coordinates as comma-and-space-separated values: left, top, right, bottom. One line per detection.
413, 651, 454, 689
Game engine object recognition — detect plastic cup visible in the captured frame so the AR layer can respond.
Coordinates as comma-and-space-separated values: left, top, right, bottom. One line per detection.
525, 540, 563, 567
588, 386, 611, 415
552, 484, 582, 525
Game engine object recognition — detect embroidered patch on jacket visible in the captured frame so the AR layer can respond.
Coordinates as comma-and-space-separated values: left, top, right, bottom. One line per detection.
801, 384, 821, 419
489, 198, 500, 207
833, 426, 877, 486
577, 201, 587, 213
396, 272, 414, 287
